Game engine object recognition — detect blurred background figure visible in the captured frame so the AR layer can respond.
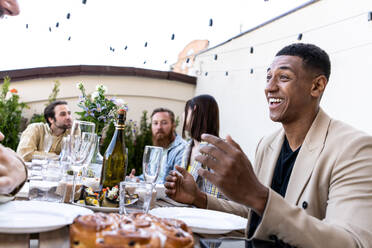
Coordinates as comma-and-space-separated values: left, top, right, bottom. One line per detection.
179, 94, 225, 198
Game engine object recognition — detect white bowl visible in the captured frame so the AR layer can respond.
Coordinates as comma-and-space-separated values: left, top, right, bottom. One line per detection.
155, 184, 166, 199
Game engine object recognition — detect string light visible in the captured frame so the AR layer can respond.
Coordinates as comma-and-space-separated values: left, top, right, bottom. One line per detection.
197, 11, 368, 60
10, 8, 371, 73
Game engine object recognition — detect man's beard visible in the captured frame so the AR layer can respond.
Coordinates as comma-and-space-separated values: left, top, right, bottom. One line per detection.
152, 131, 175, 148
55, 122, 71, 131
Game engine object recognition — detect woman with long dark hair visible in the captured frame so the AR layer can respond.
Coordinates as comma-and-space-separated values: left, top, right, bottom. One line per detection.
180, 94, 224, 198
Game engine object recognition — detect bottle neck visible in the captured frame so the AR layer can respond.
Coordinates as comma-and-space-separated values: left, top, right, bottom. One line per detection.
115, 124, 125, 130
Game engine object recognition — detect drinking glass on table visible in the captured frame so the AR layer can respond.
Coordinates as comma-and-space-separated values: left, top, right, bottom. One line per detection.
119, 181, 153, 215
69, 120, 96, 173
69, 120, 96, 202
29, 158, 64, 202
142, 146, 163, 184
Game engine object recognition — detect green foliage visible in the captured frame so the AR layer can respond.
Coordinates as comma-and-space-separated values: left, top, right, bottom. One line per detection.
0, 77, 28, 150
29, 80, 61, 124
48, 80, 60, 103
101, 111, 152, 175
75, 82, 128, 136
29, 113, 45, 124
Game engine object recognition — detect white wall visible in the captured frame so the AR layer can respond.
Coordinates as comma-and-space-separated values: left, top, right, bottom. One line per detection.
11, 75, 195, 133
193, 0, 372, 160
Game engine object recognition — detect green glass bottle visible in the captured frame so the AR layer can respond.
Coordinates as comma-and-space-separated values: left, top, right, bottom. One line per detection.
100, 109, 127, 190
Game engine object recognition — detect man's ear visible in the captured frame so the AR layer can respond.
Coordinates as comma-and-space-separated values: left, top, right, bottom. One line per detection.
48, 117, 54, 125
311, 75, 327, 98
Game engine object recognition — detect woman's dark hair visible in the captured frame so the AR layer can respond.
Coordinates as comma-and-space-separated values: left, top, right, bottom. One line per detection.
44, 100, 68, 126
182, 94, 219, 142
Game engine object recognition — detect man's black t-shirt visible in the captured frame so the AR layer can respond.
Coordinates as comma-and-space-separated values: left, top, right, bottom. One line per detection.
248, 137, 301, 237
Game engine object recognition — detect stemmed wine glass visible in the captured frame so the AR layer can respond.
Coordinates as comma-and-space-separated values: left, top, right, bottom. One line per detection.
142, 146, 164, 185
69, 120, 96, 203
69, 120, 96, 173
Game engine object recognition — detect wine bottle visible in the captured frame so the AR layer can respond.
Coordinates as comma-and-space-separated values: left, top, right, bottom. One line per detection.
100, 109, 127, 190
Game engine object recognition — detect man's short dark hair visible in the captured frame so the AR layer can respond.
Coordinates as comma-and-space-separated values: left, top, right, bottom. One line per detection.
182, 94, 219, 142
276, 43, 331, 80
151, 108, 175, 124
44, 100, 68, 126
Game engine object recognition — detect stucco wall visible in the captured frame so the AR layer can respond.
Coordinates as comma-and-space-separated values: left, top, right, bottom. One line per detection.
10, 74, 195, 133
193, 0, 372, 160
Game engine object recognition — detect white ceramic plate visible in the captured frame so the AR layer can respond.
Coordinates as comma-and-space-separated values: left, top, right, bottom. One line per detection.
72, 202, 119, 213
149, 207, 247, 234
0, 201, 93, 234
72, 198, 139, 213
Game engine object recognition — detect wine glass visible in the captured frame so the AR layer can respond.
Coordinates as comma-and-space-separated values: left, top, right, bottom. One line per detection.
142, 146, 163, 184
69, 121, 96, 203
69, 120, 96, 173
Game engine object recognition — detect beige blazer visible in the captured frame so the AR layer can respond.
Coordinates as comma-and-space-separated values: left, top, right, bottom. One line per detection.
207, 109, 372, 247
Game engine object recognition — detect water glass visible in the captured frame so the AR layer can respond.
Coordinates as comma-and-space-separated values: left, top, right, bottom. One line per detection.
119, 181, 153, 215
142, 146, 163, 184
29, 160, 65, 202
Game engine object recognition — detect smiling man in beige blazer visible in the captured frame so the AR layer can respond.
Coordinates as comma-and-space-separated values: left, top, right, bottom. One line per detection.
165, 43, 372, 247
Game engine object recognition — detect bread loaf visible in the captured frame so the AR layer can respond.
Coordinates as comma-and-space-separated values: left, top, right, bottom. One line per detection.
70, 212, 194, 248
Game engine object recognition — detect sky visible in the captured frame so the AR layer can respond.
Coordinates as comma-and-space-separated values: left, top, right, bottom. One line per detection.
0, 0, 310, 71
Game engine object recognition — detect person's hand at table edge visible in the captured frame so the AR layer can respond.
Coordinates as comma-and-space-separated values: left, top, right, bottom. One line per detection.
0, 144, 27, 195
196, 134, 269, 215
164, 165, 207, 209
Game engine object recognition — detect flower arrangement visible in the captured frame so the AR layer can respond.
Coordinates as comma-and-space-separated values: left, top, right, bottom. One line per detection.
0, 76, 28, 150
76, 82, 128, 136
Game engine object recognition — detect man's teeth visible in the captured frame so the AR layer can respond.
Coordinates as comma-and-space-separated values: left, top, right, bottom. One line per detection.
269, 98, 282, 103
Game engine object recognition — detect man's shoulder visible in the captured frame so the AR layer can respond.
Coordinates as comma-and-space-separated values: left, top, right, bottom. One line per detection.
24, 122, 47, 132
27, 122, 47, 128
327, 118, 372, 144
171, 135, 187, 148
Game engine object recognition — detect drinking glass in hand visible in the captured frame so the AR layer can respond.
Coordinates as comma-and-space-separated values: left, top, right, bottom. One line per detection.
142, 146, 163, 184
119, 181, 153, 215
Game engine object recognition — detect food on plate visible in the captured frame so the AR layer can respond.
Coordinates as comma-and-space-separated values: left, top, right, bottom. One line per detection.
70, 212, 194, 248
101, 185, 120, 207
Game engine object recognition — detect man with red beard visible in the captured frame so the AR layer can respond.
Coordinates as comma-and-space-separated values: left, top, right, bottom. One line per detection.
130, 108, 186, 183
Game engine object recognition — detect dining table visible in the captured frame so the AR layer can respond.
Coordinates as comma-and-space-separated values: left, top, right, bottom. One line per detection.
0, 183, 278, 248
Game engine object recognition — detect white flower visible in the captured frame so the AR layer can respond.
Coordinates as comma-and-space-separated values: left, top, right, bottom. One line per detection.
91, 91, 99, 100
113, 98, 125, 106
95, 84, 108, 92
5, 91, 11, 100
